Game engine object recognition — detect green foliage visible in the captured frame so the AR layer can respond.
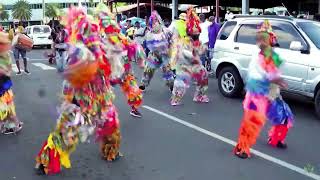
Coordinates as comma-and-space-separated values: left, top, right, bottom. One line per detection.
304, 164, 315, 173
12, 0, 32, 21
0, 10, 9, 21
45, 3, 60, 20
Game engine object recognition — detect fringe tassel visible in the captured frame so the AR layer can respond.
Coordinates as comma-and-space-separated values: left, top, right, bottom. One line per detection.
268, 124, 289, 146
234, 110, 266, 156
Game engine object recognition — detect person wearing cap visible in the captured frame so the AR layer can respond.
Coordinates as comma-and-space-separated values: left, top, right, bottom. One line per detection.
168, 13, 187, 39
12, 25, 30, 75
167, 13, 188, 78
234, 20, 293, 159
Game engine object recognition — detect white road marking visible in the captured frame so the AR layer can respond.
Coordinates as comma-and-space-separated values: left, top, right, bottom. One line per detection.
11, 64, 19, 73
28, 58, 47, 61
142, 105, 320, 180
32, 63, 55, 70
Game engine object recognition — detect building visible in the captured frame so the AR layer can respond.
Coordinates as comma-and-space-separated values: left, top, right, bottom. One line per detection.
1, 0, 101, 25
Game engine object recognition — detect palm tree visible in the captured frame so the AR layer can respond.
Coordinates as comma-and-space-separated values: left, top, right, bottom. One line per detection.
12, 0, 32, 22
0, 10, 9, 21
45, 3, 59, 27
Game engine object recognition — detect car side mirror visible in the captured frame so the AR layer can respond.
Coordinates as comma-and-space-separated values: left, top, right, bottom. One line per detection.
290, 41, 303, 51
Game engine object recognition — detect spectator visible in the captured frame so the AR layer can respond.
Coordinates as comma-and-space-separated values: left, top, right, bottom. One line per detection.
225, 9, 233, 21
134, 21, 146, 45
199, 14, 211, 67
208, 15, 221, 71
12, 27, 30, 75
126, 20, 135, 40
54, 25, 68, 72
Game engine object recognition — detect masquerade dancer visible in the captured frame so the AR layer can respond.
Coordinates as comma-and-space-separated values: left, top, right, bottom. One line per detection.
139, 11, 175, 92
0, 31, 23, 135
170, 8, 209, 106
234, 20, 293, 159
96, 5, 145, 118
35, 4, 135, 175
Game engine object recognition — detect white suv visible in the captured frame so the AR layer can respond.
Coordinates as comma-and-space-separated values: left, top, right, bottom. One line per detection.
211, 15, 320, 118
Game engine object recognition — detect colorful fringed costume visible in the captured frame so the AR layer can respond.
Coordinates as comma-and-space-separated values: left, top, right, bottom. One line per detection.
0, 32, 23, 135
35, 4, 134, 175
234, 20, 293, 159
104, 27, 145, 117
170, 8, 209, 106
139, 11, 175, 92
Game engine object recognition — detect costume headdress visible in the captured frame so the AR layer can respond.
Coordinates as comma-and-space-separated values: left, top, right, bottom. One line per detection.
95, 3, 120, 34
186, 7, 201, 35
149, 11, 164, 33
62, 6, 101, 88
258, 20, 278, 47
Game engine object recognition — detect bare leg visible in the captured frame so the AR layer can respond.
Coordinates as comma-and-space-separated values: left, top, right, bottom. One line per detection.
15, 60, 21, 73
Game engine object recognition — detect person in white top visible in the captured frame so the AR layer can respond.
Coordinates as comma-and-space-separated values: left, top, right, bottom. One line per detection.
134, 21, 146, 46
225, 9, 234, 21
199, 14, 211, 45
199, 14, 211, 68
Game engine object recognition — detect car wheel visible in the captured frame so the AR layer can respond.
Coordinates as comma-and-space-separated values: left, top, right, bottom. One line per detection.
218, 66, 243, 98
314, 89, 320, 119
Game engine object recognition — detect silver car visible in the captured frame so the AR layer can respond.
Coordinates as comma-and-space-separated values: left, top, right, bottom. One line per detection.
211, 15, 320, 118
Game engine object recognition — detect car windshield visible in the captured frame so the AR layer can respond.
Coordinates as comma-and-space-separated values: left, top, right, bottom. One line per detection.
297, 21, 320, 49
33, 26, 50, 34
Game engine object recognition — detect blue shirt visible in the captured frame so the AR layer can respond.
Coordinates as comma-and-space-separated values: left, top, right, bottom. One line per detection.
208, 22, 220, 48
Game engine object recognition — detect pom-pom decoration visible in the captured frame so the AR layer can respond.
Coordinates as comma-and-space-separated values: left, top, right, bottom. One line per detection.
186, 7, 201, 35
63, 45, 98, 88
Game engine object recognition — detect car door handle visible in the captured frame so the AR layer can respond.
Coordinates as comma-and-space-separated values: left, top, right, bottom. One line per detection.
234, 46, 239, 50
311, 67, 315, 71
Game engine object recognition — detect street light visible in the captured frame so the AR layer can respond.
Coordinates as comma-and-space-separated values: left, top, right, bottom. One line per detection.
42, 0, 45, 25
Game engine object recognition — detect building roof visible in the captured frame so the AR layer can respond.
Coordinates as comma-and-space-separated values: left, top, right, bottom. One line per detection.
112, 0, 308, 9
1, 0, 100, 5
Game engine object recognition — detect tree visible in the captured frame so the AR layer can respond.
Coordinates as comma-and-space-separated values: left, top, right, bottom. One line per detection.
45, 3, 59, 20
0, 10, 9, 21
12, 0, 32, 21
45, 3, 60, 27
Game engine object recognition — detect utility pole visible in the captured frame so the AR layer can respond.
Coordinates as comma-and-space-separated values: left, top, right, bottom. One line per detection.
216, 0, 219, 23
172, 0, 178, 21
42, 0, 45, 25
151, 0, 154, 12
137, 0, 140, 17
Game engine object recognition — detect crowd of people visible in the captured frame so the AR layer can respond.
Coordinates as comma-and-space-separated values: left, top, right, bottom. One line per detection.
0, 3, 294, 175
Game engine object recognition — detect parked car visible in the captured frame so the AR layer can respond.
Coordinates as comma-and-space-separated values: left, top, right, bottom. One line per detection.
211, 15, 320, 118
25, 25, 52, 49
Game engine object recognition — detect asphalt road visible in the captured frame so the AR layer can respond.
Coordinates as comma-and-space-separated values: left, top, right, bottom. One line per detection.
1, 49, 320, 180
